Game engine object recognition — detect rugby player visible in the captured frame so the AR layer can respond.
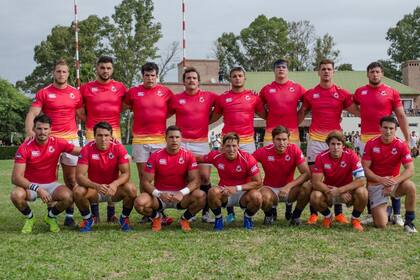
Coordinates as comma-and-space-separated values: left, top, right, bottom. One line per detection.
11, 115, 81, 233
169, 67, 217, 223
310, 131, 367, 231
197, 132, 262, 230
133, 126, 205, 232
299, 59, 359, 225
362, 116, 416, 233
80, 56, 127, 223
24, 59, 83, 227
354, 61, 410, 226
253, 126, 311, 226
74, 122, 137, 232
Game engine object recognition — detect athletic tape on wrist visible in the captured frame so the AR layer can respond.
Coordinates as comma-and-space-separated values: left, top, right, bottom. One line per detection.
180, 187, 190, 196
152, 189, 161, 197
29, 183, 39, 192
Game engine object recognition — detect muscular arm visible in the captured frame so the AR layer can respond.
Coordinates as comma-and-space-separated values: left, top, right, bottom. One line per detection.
140, 172, 156, 195
11, 163, 31, 188
311, 173, 331, 193
209, 111, 222, 124
256, 110, 267, 120
237, 173, 262, 191
282, 162, 311, 190
76, 107, 86, 122
70, 146, 82, 156
362, 159, 382, 184
393, 161, 414, 184
335, 177, 366, 194
109, 163, 130, 189
394, 106, 410, 142
185, 169, 200, 192
76, 164, 102, 190
24, 106, 42, 138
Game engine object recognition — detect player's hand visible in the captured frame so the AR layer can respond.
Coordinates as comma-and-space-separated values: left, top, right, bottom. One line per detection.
106, 183, 117, 197
171, 192, 184, 203
379, 177, 396, 187
221, 186, 236, 196
340, 192, 352, 204
24, 131, 35, 141
159, 192, 172, 203
278, 189, 289, 201
37, 188, 52, 203
98, 184, 109, 195
328, 187, 341, 197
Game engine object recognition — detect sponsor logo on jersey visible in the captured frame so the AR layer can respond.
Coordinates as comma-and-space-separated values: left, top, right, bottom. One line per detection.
289, 87, 295, 93
159, 159, 167, 165
356, 161, 362, 168
178, 157, 185, 164
236, 165, 242, 172
269, 88, 276, 93
340, 161, 347, 168
91, 87, 98, 93
267, 156, 275, 162
31, 151, 40, 157
108, 152, 114, 159
361, 90, 368, 95
391, 148, 398, 155
137, 92, 144, 97
92, 154, 99, 160
199, 96, 205, 103
373, 147, 380, 153
48, 146, 55, 153
226, 98, 233, 103
48, 93, 57, 99
324, 163, 331, 169
313, 93, 320, 99
406, 154, 412, 160
179, 99, 186, 105
250, 165, 258, 173
217, 163, 225, 170
191, 162, 198, 168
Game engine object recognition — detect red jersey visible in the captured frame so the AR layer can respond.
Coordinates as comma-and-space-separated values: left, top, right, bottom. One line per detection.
203, 150, 260, 187
312, 148, 363, 187
125, 84, 173, 144
253, 143, 305, 188
214, 90, 264, 143
302, 84, 353, 141
15, 137, 74, 184
362, 136, 412, 178
32, 84, 82, 140
259, 81, 305, 142
78, 140, 130, 185
80, 80, 127, 140
170, 90, 216, 142
354, 84, 403, 142
144, 148, 198, 191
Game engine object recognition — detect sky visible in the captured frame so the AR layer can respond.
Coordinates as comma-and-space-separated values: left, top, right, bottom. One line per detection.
1, 0, 419, 84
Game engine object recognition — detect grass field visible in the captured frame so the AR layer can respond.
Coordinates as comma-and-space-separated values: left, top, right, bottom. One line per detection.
0, 159, 419, 280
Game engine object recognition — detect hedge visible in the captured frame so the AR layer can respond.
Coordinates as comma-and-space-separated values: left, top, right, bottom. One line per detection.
0, 146, 18, 160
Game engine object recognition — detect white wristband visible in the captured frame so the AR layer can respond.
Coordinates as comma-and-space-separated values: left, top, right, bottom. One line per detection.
180, 187, 190, 196
236, 185, 243, 192
152, 189, 161, 197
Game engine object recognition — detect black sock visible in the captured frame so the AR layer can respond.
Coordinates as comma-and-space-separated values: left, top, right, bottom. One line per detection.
227, 206, 234, 215
182, 210, 194, 221
320, 208, 331, 217
48, 206, 61, 218
91, 203, 99, 217
107, 205, 115, 218
151, 210, 159, 219
351, 209, 362, 219
264, 210, 272, 217
334, 204, 343, 215
121, 206, 133, 218
367, 200, 371, 214
211, 207, 222, 218
271, 206, 277, 217
291, 208, 303, 219
245, 209, 256, 217
391, 197, 401, 215
310, 205, 318, 215
405, 211, 415, 224
286, 202, 293, 213
80, 209, 91, 218
20, 207, 33, 218
200, 184, 211, 214
65, 207, 74, 216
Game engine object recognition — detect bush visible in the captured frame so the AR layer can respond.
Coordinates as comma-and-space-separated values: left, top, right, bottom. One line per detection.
0, 146, 18, 160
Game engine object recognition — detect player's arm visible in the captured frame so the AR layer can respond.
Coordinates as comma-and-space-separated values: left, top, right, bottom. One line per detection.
297, 106, 309, 124
209, 111, 222, 124
105, 162, 130, 196
394, 106, 410, 142
76, 107, 86, 122
69, 146, 82, 156
392, 161, 414, 184
245, 173, 262, 190
24, 106, 42, 139
361, 159, 394, 187
311, 173, 331, 193
345, 103, 360, 117
76, 164, 102, 190
185, 169, 200, 192
282, 162, 311, 190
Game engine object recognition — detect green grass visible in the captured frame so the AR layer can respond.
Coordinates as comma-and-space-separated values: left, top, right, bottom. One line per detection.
1, 159, 420, 279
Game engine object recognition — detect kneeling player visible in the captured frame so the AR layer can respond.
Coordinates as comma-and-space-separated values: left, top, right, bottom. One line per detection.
310, 131, 367, 231
362, 116, 416, 233
74, 122, 137, 232
198, 132, 262, 230
253, 126, 311, 225
134, 126, 205, 232
10, 115, 81, 233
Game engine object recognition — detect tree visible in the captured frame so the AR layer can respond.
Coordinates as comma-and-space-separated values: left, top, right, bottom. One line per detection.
0, 78, 31, 144
312, 33, 340, 70
108, 0, 162, 88
337, 63, 353, 71
377, 59, 402, 82
158, 41, 181, 82
386, 7, 420, 64
287, 20, 316, 71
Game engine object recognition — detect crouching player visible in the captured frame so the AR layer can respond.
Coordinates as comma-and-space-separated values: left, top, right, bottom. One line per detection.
362, 116, 416, 233
10, 115, 81, 233
197, 132, 262, 230
253, 126, 311, 226
310, 131, 367, 231
74, 122, 137, 232
134, 126, 205, 232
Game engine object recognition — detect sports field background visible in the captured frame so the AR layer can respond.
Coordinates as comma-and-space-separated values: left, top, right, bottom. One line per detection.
0, 159, 419, 279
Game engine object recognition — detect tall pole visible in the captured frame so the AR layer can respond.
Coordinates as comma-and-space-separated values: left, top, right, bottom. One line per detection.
182, 0, 186, 68
73, 0, 81, 89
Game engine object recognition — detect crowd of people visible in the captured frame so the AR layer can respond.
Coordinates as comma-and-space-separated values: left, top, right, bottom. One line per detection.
9, 57, 417, 234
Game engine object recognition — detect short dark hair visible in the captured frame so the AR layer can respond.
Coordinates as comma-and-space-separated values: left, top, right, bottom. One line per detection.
54, 59, 69, 70
141, 62, 159, 75
380, 115, 398, 127
97, 56, 114, 65
183, 67, 201, 82
34, 115, 52, 126
318, 59, 335, 69
273, 59, 288, 69
325, 130, 346, 145
93, 121, 113, 136
222, 132, 240, 145
272, 126, 290, 139
229, 66, 245, 77
367, 61, 384, 72
165, 125, 181, 136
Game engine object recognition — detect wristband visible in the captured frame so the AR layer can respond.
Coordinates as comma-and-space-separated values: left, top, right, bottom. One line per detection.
29, 183, 39, 192
152, 189, 161, 197
180, 187, 190, 196
236, 185, 243, 192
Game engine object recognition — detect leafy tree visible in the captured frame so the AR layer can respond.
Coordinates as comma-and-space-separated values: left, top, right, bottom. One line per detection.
312, 33, 340, 70
377, 59, 402, 82
386, 7, 420, 64
158, 41, 181, 82
287, 20, 316, 71
0, 78, 31, 144
337, 63, 353, 71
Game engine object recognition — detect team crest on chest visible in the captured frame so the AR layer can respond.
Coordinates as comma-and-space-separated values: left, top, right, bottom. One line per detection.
217, 163, 225, 170
236, 165, 242, 172
48, 146, 55, 153
391, 148, 398, 155
333, 92, 339, 99
69, 92, 75, 99
245, 95, 251, 101
380, 91, 387, 96
226, 97, 232, 103
108, 152, 114, 159
199, 96, 205, 103
178, 157, 185, 164
340, 161, 347, 168
156, 90, 163, 97
289, 87, 295, 93
111, 86, 117, 92
285, 155, 291, 161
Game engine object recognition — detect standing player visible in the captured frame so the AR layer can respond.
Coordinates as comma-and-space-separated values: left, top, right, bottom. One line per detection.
125, 62, 174, 225
362, 116, 416, 233
354, 62, 411, 225
134, 126, 205, 232
24, 59, 84, 227
169, 67, 217, 223
197, 133, 263, 230
253, 126, 311, 226
11, 115, 81, 233
259, 58, 306, 220
74, 122, 137, 232
80, 56, 127, 223
310, 131, 367, 231
299, 59, 359, 224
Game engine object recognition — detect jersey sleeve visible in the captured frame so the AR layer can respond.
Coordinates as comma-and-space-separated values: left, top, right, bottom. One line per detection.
342, 89, 353, 109
400, 142, 413, 165
124, 88, 134, 107
144, 152, 157, 174
202, 150, 217, 164
58, 138, 75, 154
118, 144, 130, 165
32, 89, 45, 108
353, 89, 361, 105
77, 146, 90, 165
311, 154, 324, 174
14, 145, 28, 164
392, 89, 403, 109
350, 151, 365, 178
254, 95, 265, 115
187, 152, 198, 171
213, 95, 223, 115
302, 91, 311, 110
258, 86, 267, 104
247, 154, 260, 177
75, 90, 83, 109
294, 145, 306, 165
362, 141, 373, 161
252, 148, 263, 162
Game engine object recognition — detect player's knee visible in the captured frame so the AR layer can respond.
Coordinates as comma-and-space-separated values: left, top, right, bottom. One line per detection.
302, 181, 312, 193
208, 187, 221, 200
10, 188, 26, 203
310, 191, 323, 205
404, 180, 416, 196
374, 221, 387, 229
124, 182, 138, 199
249, 190, 263, 205
134, 193, 149, 210
354, 187, 368, 200
73, 186, 87, 200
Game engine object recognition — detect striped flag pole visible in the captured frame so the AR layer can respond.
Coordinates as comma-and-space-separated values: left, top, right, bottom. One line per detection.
73, 0, 81, 89
182, 0, 186, 68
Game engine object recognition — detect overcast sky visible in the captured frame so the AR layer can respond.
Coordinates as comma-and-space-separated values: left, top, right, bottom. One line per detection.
1, 0, 418, 84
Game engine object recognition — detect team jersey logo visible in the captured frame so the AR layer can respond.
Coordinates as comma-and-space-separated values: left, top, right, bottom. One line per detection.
69, 92, 75, 99
245, 95, 251, 101
333, 92, 339, 99
159, 159, 167, 165
300, 153, 304, 159
226, 98, 233, 103
91, 87, 98, 93
289, 87, 295, 93
137, 92, 144, 97
313, 93, 320, 99
267, 156, 275, 162
15, 152, 22, 159
146, 162, 153, 169
124, 154, 130, 159
250, 165, 258, 173
236, 165, 242, 172
31, 151, 40, 157
111, 86, 117, 92
179, 99, 186, 105
217, 163, 225, 170
108, 152, 114, 159
361, 90, 368, 95
199, 97, 205, 103
178, 157, 185, 164
269, 88, 276, 93
92, 154, 99, 160
285, 155, 291, 161
191, 162, 198, 168
324, 163, 331, 169
156, 90, 163, 97
48, 93, 57, 99
380, 91, 387, 96
391, 148, 398, 155
406, 154, 412, 160
340, 161, 347, 168
373, 147, 380, 153
48, 146, 55, 153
